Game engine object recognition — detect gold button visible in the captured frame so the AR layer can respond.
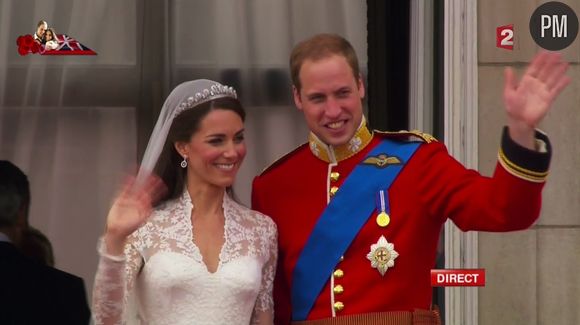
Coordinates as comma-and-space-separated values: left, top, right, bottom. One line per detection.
330, 186, 339, 196
330, 172, 340, 182
333, 285, 344, 294
333, 269, 344, 278
334, 301, 344, 311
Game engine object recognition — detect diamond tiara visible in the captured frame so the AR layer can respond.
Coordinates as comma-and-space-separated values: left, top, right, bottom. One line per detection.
175, 83, 238, 116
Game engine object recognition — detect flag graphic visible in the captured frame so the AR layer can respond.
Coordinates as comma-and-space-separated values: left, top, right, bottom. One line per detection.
17, 34, 97, 56
42, 34, 97, 55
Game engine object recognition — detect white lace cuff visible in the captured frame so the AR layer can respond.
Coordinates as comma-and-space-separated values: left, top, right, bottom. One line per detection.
97, 237, 126, 262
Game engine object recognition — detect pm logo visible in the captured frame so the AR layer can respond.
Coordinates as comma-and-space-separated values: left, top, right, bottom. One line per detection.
497, 24, 514, 50
530, 1, 578, 50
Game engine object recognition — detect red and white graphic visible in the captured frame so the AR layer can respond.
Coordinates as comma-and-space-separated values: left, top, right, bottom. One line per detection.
17, 34, 97, 56
430, 269, 486, 287
17, 20, 96, 56
497, 24, 515, 50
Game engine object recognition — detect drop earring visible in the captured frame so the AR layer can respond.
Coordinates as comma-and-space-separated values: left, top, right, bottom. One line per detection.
180, 156, 188, 168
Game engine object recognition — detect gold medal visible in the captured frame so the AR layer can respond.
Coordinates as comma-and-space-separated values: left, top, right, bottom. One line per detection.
376, 211, 390, 227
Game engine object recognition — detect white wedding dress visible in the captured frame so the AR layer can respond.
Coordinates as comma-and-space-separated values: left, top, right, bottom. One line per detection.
92, 191, 277, 325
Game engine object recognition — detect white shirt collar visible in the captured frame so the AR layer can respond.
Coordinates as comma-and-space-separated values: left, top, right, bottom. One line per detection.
0, 231, 11, 243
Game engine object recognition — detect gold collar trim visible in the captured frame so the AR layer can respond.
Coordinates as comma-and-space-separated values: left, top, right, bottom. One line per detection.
308, 118, 373, 163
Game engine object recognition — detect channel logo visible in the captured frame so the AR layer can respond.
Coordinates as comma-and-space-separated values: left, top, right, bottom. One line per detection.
496, 1, 578, 51
529, 1, 578, 51
496, 24, 514, 50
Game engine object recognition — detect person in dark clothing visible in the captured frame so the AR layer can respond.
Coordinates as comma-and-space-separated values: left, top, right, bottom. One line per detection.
0, 160, 91, 324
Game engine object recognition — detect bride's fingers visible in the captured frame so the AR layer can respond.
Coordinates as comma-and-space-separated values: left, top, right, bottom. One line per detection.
135, 191, 153, 210
113, 175, 138, 202
135, 174, 168, 206
109, 173, 166, 229
148, 177, 168, 205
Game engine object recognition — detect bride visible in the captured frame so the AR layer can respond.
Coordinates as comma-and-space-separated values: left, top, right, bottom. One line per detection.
92, 80, 277, 325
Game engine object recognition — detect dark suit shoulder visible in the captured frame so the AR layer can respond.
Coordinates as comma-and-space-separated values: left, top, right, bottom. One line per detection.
45, 263, 84, 282
44, 266, 91, 323
0, 242, 90, 324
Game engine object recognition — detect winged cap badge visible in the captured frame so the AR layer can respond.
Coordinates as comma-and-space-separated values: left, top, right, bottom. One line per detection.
362, 154, 402, 168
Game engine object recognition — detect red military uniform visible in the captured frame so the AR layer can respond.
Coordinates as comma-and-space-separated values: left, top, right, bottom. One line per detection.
251, 121, 551, 324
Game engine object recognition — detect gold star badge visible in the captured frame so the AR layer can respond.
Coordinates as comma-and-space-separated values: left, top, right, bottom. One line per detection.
366, 235, 399, 276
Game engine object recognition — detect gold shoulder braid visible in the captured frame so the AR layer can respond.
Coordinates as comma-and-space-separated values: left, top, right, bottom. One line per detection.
375, 129, 437, 143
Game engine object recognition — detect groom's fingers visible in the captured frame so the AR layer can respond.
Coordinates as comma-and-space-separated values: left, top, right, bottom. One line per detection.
524, 51, 550, 78
549, 74, 571, 99
537, 52, 562, 81
503, 67, 517, 98
545, 61, 569, 90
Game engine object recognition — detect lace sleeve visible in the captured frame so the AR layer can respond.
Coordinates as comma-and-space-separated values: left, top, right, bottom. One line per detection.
92, 236, 143, 325
251, 219, 278, 325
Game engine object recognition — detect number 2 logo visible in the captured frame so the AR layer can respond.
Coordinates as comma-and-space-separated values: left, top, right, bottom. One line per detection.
497, 24, 514, 50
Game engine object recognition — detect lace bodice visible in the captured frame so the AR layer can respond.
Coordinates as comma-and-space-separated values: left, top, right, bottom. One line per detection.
92, 191, 277, 325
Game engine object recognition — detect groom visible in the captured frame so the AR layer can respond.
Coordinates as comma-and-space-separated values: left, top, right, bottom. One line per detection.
252, 33, 569, 324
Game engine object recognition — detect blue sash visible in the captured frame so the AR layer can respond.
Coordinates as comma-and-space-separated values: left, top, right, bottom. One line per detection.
291, 139, 421, 321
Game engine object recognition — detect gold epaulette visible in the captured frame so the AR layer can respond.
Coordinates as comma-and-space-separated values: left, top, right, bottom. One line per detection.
259, 142, 309, 175
374, 130, 438, 143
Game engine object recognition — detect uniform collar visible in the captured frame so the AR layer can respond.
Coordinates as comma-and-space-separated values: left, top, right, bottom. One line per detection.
308, 117, 373, 163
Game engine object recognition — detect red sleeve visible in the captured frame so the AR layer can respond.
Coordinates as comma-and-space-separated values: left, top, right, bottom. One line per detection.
412, 128, 550, 231
421, 145, 543, 231
252, 176, 292, 325
251, 176, 263, 212
272, 259, 292, 324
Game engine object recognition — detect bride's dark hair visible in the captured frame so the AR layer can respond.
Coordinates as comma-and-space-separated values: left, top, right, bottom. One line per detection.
153, 97, 245, 204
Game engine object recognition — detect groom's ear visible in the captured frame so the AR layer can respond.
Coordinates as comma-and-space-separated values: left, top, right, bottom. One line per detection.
293, 86, 303, 111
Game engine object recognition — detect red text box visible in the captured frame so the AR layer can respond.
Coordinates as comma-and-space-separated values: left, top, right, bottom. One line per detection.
497, 24, 514, 50
431, 269, 486, 287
